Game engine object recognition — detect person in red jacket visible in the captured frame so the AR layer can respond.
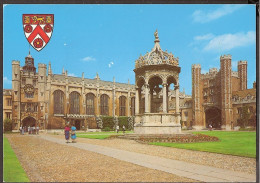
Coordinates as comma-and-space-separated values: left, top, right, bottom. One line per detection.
64, 123, 71, 143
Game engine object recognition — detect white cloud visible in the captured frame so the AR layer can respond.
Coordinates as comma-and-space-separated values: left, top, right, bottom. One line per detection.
81, 56, 96, 62
3, 76, 12, 84
192, 5, 244, 23
68, 73, 77, 77
64, 43, 67, 46
194, 33, 215, 41
204, 31, 255, 51
108, 61, 114, 68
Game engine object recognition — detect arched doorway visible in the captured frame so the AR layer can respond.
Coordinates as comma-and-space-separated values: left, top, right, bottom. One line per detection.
205, 107, 221, 128
22, 116, 36, 129
75, 120, 81, 130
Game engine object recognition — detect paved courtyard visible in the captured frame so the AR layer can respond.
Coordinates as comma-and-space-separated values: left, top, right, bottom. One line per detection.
5, 133, 256, 182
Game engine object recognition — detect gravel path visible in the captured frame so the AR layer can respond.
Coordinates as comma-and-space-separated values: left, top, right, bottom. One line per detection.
6, 134, 196, 182
56, 134, 256, 174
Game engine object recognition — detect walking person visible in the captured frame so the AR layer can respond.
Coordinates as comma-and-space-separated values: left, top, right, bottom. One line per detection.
116, 125, 119, 133
71, 125, 77, 143
22, 127, 24, 135
19, 126, 22, 135
36, 126, 39, 134
28, 126, 31, 134
64, 123, 71, 143
123, 125, 125, 134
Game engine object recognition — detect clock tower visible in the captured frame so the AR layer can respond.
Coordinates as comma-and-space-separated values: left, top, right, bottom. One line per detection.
22, 51, 36, 73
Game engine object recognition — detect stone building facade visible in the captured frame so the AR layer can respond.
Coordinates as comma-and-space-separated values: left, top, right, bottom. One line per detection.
3, 33, 255, 132
7, 50, 191, 131
192, 55, 256, 130
3, 89, 12, 121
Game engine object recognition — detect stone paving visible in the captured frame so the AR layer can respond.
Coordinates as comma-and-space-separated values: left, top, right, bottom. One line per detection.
5, 133, 256, 182
40, 134, 256, 182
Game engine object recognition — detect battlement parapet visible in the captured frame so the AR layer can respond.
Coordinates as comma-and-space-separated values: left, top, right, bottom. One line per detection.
231, 71, 239, 77
220, 54, 232, 60
12, 60, 20, 65
238, 60, 247, 65
209, 68, 218, 73
38, 63, 47, 68
192, 64, 201, 69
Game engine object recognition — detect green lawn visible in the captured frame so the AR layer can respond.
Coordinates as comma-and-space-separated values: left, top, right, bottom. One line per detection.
150, 131, 256, 158
77, 131, 133, 139
3, 137, 30, 182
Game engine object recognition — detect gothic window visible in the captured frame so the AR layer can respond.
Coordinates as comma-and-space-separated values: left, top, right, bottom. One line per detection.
25, 93, 34, 98
130, 97, 135, 116
6, 112, 11, 119
7, 98, 12, 106
33, 80, 36, 86
86, 93, 95, 115
69, 91, 80, 114
33, 103, 38, 112
22, 78, 26, 85
119, 96, 126, 116
21, 103, 25, 112
53, 90, 64, 114
100, 94, 109, 116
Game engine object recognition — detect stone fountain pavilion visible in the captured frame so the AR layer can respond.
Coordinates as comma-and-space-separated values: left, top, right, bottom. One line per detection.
134, 30, 181, 134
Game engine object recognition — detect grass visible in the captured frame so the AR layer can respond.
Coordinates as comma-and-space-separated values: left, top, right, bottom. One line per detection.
3, 137, 30, 182
150, 131, 256, 158
77, 131, 133, 139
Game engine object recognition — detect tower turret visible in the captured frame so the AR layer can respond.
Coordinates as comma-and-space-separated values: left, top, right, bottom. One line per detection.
192, 64, 202, 128
220, 54, 233, 130
238, 60, 247, 91
23, 51, 36, 73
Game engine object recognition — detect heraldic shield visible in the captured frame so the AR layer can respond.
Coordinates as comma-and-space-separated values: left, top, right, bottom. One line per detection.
23, 14, 54, 51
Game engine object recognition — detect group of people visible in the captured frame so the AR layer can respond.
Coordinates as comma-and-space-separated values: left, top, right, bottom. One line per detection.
64, 123, 77, 143
20, 126, 39, 135
116, 125, 126, 134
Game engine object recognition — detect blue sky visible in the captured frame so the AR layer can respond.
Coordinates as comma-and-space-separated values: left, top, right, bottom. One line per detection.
3, 4, 256, 95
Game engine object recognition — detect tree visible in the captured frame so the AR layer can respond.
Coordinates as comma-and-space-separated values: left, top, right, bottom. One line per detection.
4, 118, 12, 132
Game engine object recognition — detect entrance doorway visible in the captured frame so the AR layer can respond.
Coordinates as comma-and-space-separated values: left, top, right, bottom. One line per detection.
205, 107, 221, 128
75, 120, 81, 130
22, 116, 36, 131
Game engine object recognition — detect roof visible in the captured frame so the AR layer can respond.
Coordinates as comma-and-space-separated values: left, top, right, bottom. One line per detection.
52, 74, 135, 90
232, 88, 256, 98
135, 30, 179, 69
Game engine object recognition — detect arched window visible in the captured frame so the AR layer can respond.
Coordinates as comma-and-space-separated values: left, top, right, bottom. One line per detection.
100, 94, 109, 115
130, 97, 135, 116
119, 96, 126, 116
86, 93, 95, 115
53, 90, 64, 114
69, 91, 80, 114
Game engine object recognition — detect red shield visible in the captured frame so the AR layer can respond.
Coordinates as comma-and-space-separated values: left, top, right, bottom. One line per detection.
23, 14, 54, 51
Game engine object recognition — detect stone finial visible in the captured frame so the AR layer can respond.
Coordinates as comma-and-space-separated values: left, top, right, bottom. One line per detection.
95, 72, 100, 80
154, 29, 159, 42
128, 79, 130, 85
113, 76, 115, 83
82, 72, 84, 79
48, 62, 52, 75
62, 67, 65, 74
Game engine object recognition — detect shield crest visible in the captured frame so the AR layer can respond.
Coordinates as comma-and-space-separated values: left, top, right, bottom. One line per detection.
23, 14, 54, 51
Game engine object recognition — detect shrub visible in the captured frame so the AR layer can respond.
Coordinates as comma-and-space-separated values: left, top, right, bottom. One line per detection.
101, 116, 114, 130
118, 116, 128, 130
4, 118, 12, 132
102, 127, 112, 131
